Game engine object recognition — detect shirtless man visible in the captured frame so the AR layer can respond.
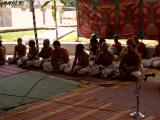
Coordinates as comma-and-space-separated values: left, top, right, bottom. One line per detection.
134, 35, 147, 59
119, 38, 142, 81
8, 38, 26, 64
33, 39, 52, 68
43, 41, 69, 72
0, 39, 5, 65
64, 44, 89, 75
17, 40, 39, 67
111, 34, 122, 60
89, 43, 115, 78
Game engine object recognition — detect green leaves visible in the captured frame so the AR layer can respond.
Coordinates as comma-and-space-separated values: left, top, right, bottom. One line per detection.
41, 0, 51, 9
60, 0, 67, 5
0, 0, 26, 7
52, 0, 57, 21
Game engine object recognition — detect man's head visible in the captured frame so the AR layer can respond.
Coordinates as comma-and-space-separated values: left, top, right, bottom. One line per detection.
91, 33, 97, 40
133, 35, 139, 44
76, 44, 84, 53
53, 41, 60, 49
114, 34, 119, 43
102, 43, 109, 52
126, 38, 136, 52
43, 39, 50, 48
28, 40, 35, 47
17, 38, 22, 45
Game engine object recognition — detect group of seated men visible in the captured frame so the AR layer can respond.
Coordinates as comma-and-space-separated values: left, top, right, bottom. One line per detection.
0, 34, 160, 81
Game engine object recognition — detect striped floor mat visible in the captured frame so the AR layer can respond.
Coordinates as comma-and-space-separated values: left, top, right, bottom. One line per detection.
0, 85, 159, 120
0, 64, 26, 78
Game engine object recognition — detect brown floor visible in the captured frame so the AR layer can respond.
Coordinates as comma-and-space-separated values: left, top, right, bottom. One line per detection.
0, 83, 160, 120
0, 66, 160, 120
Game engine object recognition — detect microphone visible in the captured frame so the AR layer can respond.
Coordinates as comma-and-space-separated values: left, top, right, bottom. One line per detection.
144, 73, 155, 81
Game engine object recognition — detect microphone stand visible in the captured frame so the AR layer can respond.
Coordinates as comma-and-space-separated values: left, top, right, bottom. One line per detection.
130, 76, 145, 120
130, 73, 155, 120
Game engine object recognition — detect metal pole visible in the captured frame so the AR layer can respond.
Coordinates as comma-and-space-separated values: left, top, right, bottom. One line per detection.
115, 0, 119, 34
30, 0, 39, 48
138, 0, 144, 40
53, 0, 58, 41
93, 1, 97, 36
76, 0, 79, 42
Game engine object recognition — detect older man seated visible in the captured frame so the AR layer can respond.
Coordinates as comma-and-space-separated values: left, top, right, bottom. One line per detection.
43, 41, 70, 72
119, 38, 143, 81
64, 44, 89, 75
89, 43, 115, 78
33, 39, 52, 68
111, 34, 122, 60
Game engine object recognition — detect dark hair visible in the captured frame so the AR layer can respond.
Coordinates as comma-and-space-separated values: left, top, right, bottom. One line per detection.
99, 38, 105, 43
29, 40, 35, 46
90, 38, 98, 44
76, 44, 84, 50
17, 38, 22, 42
53, 41, 60, 46
44, 39, 50, 44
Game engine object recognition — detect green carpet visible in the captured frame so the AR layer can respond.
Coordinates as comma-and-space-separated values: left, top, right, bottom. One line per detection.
0, 71, 80, 111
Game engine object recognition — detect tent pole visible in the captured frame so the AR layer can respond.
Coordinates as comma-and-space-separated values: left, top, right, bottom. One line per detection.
138, 0, 144, 40
93, 1, 97, 36
76, 0, 79, 42
115, 0, 119, 35
30, 0, 39, 49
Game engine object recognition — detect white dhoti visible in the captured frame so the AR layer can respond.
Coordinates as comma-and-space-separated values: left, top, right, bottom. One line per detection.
42, 62, 53, 72
17, 56, 28, 66
26, 60, 33, 67
89, 65, 100, 76
59, 63, 70, 72
33, 60, 42, 68
8, 57, 14, 63
64, 67, 72, 74
77, 67, 89, 75
151, 57, 160, 68
142, 59, 152, 67
101, 62, 117, 78
101, 68, 113, 78
33, 58, 51, 68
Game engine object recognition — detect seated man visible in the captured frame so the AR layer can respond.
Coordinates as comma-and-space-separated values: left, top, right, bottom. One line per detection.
33, 39, 52, 68
89, 43, 115, 78
0, 39, 5, 65
142, 39, 160, 68
119, 38, 142, 81
89, 35, 99, 61
8, 38, 26, 64
43, 41, 69, 72
111, 34, 122, 60
17, 40, 39, 67
134, 35, 147, 59
64, 44, 89, 75
0, 36, 6, 60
